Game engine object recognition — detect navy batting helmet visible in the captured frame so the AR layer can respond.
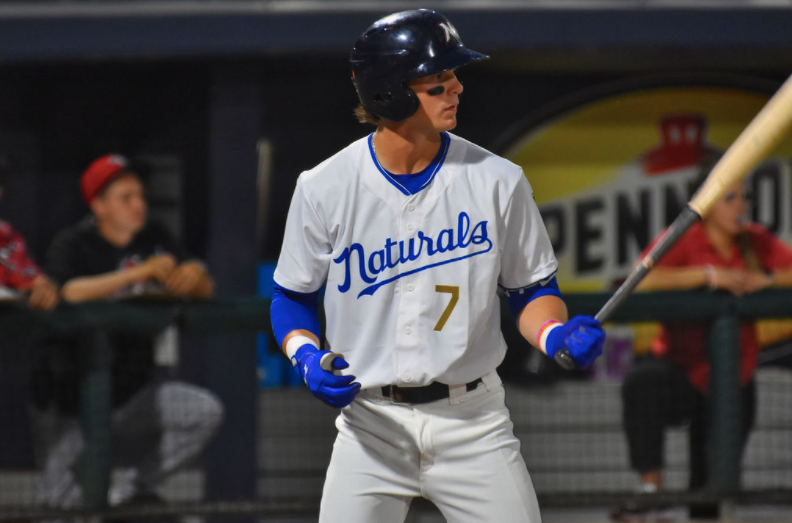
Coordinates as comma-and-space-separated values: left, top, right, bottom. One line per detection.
350, 9, 489, 122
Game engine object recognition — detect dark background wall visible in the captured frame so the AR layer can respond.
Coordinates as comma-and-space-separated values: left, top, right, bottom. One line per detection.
1, 5, 791, 265
0, 59, 629, 262
1, 1, 792, 502
9, 60, 783, 263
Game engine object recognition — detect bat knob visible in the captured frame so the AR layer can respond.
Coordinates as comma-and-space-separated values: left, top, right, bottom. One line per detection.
554, 349, 577, 371
320, 352, 345, 372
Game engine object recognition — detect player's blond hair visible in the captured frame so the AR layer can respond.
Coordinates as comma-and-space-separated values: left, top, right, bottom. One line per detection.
354, 104, 380, 126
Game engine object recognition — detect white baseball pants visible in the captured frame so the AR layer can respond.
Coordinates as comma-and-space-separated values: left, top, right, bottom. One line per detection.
320, 373, 542, 523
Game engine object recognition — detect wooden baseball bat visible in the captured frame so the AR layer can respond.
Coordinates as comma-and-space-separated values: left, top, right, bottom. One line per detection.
555, 73, 792, 370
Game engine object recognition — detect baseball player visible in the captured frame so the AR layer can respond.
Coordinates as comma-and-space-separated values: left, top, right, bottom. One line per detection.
270, 9, 605, 522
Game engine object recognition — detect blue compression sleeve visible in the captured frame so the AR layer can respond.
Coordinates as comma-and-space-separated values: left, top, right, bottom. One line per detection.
503, 276, 563, 319
270, 283, 321, 347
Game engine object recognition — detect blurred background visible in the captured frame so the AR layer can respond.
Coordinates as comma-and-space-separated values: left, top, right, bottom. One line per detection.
1, 1, 792, 522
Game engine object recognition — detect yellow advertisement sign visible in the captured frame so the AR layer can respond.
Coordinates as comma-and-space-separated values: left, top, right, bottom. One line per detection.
503, 85, 792, 350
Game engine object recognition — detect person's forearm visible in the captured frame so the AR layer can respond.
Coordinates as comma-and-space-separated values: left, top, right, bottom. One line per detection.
188, 275, 214, 298
61, 269, 142, 302
636, 267, 709, 291
768, 268, 792, 287
516, 295, 569, 349
174, 260, 214, 298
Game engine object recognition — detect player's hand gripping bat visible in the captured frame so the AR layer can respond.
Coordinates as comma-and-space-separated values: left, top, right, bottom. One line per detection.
555, 73, 792, 370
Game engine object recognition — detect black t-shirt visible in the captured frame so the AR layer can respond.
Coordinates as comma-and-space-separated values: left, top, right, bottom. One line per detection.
32, 217, 189, 415
45, 216, 188, 289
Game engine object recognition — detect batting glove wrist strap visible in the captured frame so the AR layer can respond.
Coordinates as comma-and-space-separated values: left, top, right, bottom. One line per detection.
285, 335, 317, 362
545, 315, 605, 369
290, 344, 361, 409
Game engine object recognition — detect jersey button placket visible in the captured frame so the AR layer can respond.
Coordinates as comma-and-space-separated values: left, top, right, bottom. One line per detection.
396, 197, 422, 386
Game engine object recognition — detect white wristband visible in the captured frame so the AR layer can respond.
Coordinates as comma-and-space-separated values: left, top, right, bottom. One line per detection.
285, 335, 318, 366
538, 321, 563, 355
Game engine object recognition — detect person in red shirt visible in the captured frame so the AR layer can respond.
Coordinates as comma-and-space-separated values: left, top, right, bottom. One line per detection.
615, 181, 792, 521
0, 157, 58, 310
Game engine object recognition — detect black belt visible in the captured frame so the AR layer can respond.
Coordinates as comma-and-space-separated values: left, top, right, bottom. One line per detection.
381, 378, 483, 404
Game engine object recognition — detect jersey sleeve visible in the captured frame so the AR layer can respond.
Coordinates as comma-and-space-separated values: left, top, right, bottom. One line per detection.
498, 172, 558, 290
270, 283, 321, 346
273, 176, 334, 293
0, 222, 42, 289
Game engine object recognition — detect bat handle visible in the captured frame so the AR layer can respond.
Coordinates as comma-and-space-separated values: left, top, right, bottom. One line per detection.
554, 310, 607, 370
320, 352, 345, 372
554, 350, 577, 371
551, 206, 701, 371
553, 307, 609, 370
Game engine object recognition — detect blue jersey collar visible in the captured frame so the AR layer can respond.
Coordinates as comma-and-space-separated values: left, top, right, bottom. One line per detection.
368, 132, 450, 196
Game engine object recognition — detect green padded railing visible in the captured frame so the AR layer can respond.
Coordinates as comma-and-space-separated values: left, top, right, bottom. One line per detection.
2, 290, 791, 511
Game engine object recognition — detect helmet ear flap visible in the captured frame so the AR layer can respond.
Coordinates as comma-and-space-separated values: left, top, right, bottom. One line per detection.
355, 75, 420, 122
371, 85, 420, 122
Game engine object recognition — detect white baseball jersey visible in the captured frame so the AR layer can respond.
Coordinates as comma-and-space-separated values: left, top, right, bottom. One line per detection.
274, 131, 557, 389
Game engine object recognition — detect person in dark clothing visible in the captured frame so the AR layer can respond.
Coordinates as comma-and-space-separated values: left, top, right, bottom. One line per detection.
30, 154, 223, 509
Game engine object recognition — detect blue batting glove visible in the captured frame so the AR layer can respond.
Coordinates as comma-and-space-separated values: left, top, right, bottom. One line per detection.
545, 316, 605, 369
292, 345, 361, 408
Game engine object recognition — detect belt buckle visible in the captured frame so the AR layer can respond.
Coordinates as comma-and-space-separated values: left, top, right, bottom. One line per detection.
389, 385, 403, 403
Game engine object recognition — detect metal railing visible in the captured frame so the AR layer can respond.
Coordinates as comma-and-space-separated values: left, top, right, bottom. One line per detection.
0, 290, 790, 520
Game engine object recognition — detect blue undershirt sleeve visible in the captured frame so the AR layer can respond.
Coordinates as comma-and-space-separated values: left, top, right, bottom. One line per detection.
270, 283, 321, 348
503, 276, 563, 320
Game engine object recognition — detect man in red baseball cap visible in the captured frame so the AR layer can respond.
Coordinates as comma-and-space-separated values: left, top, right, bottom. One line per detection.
30, 154, 222, 511
51, 153, 214, 300
80, 153, 130, 205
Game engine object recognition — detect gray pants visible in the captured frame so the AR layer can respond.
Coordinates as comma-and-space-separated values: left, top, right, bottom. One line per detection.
30, 381, 224, 507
